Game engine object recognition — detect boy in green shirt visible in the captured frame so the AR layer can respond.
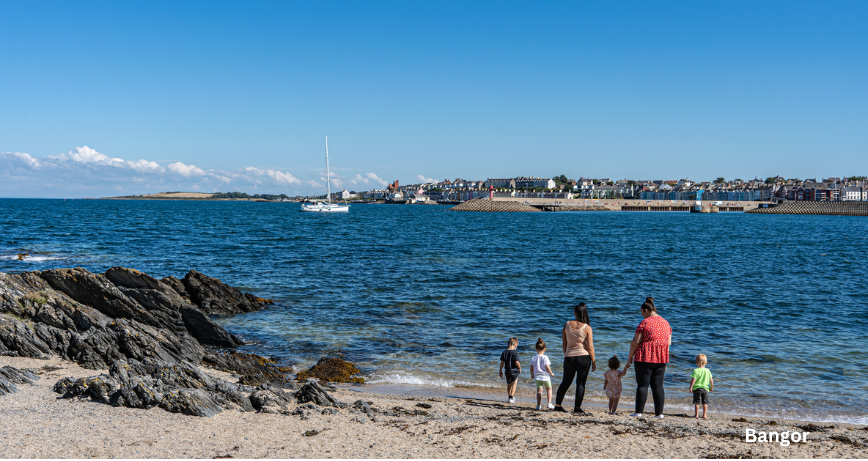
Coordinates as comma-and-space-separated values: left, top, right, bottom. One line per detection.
688, 354, 714, 418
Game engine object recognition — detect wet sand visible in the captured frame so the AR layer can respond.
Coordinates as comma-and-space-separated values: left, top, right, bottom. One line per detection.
2, 356, 866, 459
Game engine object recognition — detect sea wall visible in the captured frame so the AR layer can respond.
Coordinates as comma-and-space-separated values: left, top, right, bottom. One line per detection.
450, 199, 541, 212
746, 201, 868, 216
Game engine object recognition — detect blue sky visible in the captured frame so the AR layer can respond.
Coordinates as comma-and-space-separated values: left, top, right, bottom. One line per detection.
2, 1, 867, 197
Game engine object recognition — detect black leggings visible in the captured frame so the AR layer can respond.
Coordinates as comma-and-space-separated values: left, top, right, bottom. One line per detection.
634, 361, 667, 415
555, 355, 592, 410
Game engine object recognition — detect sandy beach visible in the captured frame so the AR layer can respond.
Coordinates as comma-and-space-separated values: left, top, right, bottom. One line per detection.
2, 356, 865, 459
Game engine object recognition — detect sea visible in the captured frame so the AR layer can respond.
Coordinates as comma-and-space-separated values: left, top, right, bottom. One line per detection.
1, 199, 866, 424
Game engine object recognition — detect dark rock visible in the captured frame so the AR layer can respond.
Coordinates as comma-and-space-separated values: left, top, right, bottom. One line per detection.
238, 374, 297, 390
250, 385, 294, 414
0, 317, 52, 359
203, 351, 292, 386
0, 365, 39, 396
160, 276, 190, 299
54, 357, 260, 417
296, 357, 364, 383
180, 307, 241, 348
297, 381, 343, 407
52, 376, 76, 394
0, 378, 17, 395
40, 268, 159, 326
182, 269, 272, 315
353, 399, 378, 420
160, 389, 223, 417
104, 267, 165, 291
321, 408, 339, 416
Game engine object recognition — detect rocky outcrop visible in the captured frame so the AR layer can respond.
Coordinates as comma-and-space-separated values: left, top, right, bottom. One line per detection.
54, 357, 256, 417
0, 366, 39, 396
0, 267, 275, 374
181, 269, 273, 315
54, 357, 347, 417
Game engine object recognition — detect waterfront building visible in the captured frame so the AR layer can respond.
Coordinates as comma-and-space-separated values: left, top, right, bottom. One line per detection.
487, 178, 516, 189
514, 177, 556, 190
843, 186, 864, 201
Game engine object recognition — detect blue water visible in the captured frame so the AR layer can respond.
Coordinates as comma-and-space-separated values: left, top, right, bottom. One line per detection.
1, 199, 867, 423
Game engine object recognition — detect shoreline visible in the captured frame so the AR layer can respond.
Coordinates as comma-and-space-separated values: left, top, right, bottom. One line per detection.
347, 381, 868, 426
2, 355, 865, 459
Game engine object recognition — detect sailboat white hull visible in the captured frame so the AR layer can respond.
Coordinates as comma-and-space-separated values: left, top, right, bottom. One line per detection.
301, 203, 349, 213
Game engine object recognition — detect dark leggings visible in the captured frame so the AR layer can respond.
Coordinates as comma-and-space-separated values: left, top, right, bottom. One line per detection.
634, 361, 667, 415
555, 355, 592, 410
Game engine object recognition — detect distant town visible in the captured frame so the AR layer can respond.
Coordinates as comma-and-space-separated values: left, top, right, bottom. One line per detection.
337, 175, 868, 203
105, 175, 868, 204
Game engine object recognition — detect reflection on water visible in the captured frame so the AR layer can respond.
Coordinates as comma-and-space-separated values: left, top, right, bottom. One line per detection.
1, 199, 867, 424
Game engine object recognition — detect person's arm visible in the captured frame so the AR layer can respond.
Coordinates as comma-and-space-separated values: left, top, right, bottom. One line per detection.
585, 326, 596, 372
621, 364, 629, 377
546, 364, 554, 377
530, 363, 536, 378
514, 358, 521, 374
688, 377, 696, 393
604, 374, 609, 389
562, 325, 567, 355
709, 376, 714, 392
499, 360, 504, 378
627, 331, 643, 367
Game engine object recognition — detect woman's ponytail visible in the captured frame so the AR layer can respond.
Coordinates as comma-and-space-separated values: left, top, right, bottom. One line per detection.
641, 297, 657, 313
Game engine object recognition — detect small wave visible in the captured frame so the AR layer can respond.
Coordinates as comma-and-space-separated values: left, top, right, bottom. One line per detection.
0, 254, 67, 262
368, 373, 499, 389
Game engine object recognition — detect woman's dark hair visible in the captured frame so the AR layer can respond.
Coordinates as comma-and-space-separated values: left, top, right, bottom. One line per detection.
608, 355, 621, 370
573, 302, 590, 324
641, 297, 657, 313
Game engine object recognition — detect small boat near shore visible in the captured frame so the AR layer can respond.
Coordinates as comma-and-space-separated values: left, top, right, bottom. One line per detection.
301, 135, 349, 213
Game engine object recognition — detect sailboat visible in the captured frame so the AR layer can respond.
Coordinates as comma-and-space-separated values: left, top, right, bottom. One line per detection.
301, 136, 350, 213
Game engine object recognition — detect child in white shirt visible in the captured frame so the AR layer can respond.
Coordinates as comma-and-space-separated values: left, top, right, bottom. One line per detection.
530, 338, 556, 410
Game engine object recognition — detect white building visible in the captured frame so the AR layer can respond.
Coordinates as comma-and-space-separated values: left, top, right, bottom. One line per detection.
843, 186, 864, 201
514, 177, 556, 190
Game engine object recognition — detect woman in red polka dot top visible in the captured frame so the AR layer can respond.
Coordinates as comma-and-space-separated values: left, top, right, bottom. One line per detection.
626, 297, 672, 418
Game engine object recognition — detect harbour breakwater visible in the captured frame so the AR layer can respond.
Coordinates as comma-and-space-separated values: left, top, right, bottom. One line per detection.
0, 267, 356, 417
747, 201, 868, 216
450, 199, 541, 212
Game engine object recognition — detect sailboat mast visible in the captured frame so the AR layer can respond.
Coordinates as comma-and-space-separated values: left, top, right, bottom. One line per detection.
325, 135, 331, 204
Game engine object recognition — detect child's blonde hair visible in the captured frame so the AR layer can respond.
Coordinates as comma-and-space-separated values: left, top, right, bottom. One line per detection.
508, 337, 518, 347
535, 337, 546, 352
608, 355, 621, 370
696, 354, 708, 366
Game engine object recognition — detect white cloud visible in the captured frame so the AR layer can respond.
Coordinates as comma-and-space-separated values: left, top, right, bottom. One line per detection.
0, 151, 41, 168
348, 172, 388, 187
416, 174, 436, 184
0, 146, 391, 198
168, 162, 206, 177
245, 167, 301, 185
43, 146, 166, 173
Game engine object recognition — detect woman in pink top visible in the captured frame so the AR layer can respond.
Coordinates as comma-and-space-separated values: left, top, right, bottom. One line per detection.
626, 297, 672, 418
553, 302, 596, 414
